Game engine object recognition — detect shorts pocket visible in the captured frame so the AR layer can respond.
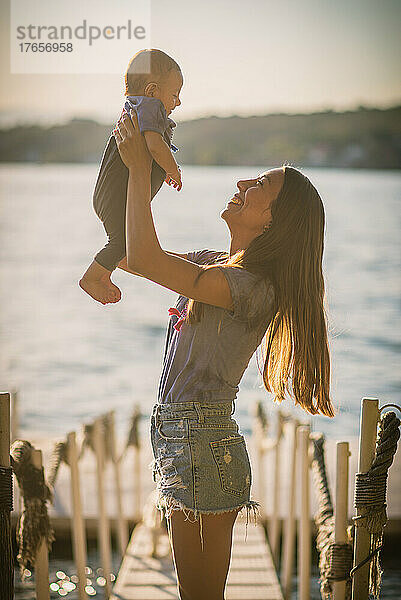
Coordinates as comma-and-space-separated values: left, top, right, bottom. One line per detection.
209, 435, 251, 496
157, 418, 189, 442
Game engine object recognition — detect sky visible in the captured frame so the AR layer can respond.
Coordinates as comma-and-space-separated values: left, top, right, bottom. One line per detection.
1, 0, 400, 126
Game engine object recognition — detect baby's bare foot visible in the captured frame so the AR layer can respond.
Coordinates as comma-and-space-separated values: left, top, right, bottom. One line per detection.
105, 281, 122, 303
79, 277, 121, 305
100, 273, 122, 303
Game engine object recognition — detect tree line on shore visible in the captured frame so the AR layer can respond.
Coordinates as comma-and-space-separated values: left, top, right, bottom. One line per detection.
0, 105, 400, 169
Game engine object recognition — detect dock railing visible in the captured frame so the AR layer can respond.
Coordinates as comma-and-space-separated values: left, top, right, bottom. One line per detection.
252, 396, 400, 600
0, 391, 143, 600
0, 391, 400, 600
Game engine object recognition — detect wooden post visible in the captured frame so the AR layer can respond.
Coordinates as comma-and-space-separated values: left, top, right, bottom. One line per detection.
128, 405, 142, 522
252, 402, 267, 520
67, 432, 88, 600
30, 449, 50, 600
0, 392, 14, 600
10, 389, 19, 442
298, 425, 311, 600
93, 418, 112, 598
0, 393, 11, 462
333, 442, 350, 600
281, 419, 298, 600
270, 410, 284, 565
108, 411, 128, 555
10, 391, 21, 516
352, 398, 379, 600
134, 443, 141, 521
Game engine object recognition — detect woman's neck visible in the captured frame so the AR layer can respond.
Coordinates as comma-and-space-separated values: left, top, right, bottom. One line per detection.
229, 229, 260, 256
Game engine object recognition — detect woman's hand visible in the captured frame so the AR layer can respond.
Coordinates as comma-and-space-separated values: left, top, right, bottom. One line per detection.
113, 109, 152, 173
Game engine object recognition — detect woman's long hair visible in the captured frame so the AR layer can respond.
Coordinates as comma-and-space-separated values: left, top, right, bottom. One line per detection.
187, 166, 335, 418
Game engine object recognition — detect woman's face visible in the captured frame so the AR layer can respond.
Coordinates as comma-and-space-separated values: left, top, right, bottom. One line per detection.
221, 167, 284, 235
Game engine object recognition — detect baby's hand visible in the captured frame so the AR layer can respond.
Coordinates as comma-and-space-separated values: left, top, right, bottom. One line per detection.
165, 168, 182, 191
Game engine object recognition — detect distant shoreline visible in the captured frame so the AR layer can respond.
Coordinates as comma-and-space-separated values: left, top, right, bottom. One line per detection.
1, 105, 400, 169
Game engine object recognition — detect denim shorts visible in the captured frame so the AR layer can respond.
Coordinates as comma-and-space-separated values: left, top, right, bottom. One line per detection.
149, 400, 260, 530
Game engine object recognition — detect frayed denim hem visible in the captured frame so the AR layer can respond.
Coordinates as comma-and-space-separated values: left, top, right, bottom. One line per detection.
156, 492, 261, 551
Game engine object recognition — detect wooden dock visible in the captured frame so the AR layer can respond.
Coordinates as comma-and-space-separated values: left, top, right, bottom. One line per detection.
110, 517, 284, 600
22, 434, 401, 524
4, 394, 401, 600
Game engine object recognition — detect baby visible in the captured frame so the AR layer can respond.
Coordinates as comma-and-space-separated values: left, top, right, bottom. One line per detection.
79, 49, 183, 304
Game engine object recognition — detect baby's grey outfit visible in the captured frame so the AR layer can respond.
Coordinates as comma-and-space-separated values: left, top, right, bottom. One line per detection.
151, 249, 275, 526
92, 96, 177, 272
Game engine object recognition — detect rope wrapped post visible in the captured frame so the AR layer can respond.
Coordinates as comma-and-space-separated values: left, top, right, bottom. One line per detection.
269, 410, 285, 565
351, 397, 379, 599
252, 400, 268, 520
66, 431, 88, 600
351, 402, 400, 599
0, 392, 14, 600
10, 390, 23, 530
10, 439, 55, 598
280, 418, 299, 600
93, 417, 112, 598
11, 391, 23, 521
333, 442, 351, 600
31, 449, 50, 600
106, 411, 128, 556
310, 433, 353, 600
298, 425, 311, 600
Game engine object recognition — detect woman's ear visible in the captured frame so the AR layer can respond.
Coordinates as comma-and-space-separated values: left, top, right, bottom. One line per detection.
144, 82, 158, 97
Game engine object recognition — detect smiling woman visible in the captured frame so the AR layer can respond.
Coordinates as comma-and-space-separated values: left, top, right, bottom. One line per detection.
112, 109, 334, 600
187, 165, 334, 417
221, 169, 284, 254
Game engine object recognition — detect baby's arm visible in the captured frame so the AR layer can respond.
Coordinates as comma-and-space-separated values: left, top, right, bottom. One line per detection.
144, 131, 182, 190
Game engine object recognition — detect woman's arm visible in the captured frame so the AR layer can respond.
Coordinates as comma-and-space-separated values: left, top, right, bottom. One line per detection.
117, 251, 188, 276
113, 112, 233, 311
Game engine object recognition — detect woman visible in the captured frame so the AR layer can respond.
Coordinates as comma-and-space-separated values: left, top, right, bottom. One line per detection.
113, 109, 335, 600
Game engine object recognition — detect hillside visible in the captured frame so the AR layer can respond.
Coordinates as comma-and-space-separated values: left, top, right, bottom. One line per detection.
0, 106, 400, 168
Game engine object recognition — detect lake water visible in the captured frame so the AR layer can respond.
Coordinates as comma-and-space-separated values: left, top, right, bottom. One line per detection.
0, 164, 400, 441
1, 163, 400, 599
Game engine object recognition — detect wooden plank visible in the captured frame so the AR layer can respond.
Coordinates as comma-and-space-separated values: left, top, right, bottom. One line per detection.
226, 585, 283, 600
110, 523, 175, 600
229, 556, 273, 569
227, 522, 284, 600
112, 586, 177, 600
111, 519, 283, 600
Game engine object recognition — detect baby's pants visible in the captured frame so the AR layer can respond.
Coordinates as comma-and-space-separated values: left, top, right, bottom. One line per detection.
93, 134, 166, 272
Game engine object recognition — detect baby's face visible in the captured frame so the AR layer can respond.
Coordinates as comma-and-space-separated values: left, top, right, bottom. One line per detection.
156, 69, 183, 116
